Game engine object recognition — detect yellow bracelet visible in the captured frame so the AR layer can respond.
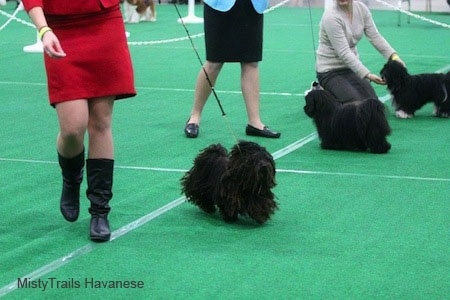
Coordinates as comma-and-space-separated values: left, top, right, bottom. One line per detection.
38, 26, 52, 40
391, 54, 400, 61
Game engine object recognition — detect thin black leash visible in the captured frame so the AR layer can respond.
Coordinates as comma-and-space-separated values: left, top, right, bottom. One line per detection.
172, 3, 226, 117
306, 0, 319, 86
307, 0, 317, 66
302, 0, 325, 95
172, 3, 241, 147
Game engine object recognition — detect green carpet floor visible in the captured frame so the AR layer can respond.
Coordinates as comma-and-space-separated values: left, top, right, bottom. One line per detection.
0, 2, 449, 299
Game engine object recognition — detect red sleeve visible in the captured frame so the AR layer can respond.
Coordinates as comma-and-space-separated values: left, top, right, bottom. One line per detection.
21, 0, 119, 15
21, 0, 43, 12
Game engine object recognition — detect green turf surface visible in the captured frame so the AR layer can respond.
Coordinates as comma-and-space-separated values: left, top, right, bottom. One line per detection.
0, 2, 449, 299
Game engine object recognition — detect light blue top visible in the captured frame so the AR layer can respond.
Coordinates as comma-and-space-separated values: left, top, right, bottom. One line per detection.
203, 0, 268, 14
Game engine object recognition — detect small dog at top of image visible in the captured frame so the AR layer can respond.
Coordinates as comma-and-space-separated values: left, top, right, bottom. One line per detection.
304, 85, 392, 154
123, 0, 157, 23
380, 60, 450, 119
181, 141, 278, 224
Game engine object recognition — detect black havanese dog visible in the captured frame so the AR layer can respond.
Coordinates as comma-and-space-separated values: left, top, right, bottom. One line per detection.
304, 89, 392, 154
380, 60, 450, 118
181, 141, 278, 224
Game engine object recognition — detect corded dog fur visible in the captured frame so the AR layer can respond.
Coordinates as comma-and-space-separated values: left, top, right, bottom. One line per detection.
304, 89, 392, 154
380, 60, 450, 118
181, 141, 278, 224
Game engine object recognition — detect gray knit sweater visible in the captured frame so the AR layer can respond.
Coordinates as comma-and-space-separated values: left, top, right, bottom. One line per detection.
316, 1, 396, 78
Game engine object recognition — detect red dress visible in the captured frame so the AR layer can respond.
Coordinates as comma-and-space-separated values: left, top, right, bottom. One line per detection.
22, 0, 136, 105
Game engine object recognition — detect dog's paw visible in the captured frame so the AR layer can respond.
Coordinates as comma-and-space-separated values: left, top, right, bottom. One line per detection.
395, 110, 413, 119
433, 107, 450, 118
370, 141, 391, 154
435, 112, 450, 118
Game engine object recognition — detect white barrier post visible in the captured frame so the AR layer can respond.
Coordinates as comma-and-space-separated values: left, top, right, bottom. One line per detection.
17, 1, 43, 53
23, 30, 43, 53
177, 0, 203, 24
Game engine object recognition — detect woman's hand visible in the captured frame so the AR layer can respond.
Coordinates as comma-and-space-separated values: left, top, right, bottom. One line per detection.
42, 30, 66, 58
27, 7, 66, 59
366, 73, 385, 85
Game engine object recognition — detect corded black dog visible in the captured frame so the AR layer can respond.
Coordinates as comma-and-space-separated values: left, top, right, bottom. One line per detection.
380, 60, 450, 118
181, 141, 278, 224
304, 87, 391, 154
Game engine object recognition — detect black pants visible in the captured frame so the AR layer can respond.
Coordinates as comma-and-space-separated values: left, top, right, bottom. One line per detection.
317, 68, 378, 103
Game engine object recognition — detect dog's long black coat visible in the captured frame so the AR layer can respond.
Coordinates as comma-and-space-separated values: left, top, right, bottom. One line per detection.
181, 141, 278, 224
380, 60, 450, 118
304, 89, 391, 153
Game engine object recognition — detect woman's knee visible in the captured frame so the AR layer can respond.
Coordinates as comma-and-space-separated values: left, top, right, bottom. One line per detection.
204, 61, 223, 74
59, 125, 86, 145
241, 62, 258, 71
56, 100, 89, 142
88, 97, 114, 134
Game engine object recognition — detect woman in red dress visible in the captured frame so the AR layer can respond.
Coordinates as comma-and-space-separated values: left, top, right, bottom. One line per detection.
22, 0, 136, 242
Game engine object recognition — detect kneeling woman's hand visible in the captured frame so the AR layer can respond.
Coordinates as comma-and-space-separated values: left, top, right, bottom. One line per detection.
366, 73, 386, 85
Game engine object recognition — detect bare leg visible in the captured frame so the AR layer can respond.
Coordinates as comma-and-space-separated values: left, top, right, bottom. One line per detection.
56, 100, 89, 158
241, 62, 264, 129
55, 99, 89, 222
241, 62, 280, 138
188, 61, 224, 125
86, 96, 115, 242
87, 96, 115, 159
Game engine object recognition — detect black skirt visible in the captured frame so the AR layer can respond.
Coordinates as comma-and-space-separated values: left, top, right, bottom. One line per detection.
204, 0, 263, 63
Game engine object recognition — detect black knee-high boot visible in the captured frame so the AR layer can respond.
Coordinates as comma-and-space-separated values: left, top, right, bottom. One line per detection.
86, 158, 114, 242
58, 150, 84, 222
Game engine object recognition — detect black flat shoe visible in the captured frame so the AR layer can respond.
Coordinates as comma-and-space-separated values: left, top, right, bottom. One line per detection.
245, 124, 281, 138
185, 122, 199, 138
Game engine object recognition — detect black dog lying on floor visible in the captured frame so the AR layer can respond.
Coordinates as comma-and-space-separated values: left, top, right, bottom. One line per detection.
181, 141, 278, 224
380, 60, 450, 118
304, 89, 392, 154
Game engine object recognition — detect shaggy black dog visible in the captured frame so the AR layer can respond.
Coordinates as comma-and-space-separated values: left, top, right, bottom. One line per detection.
181, 141, 278, 224
380, 60, 450, 118
304, 89, 392, 154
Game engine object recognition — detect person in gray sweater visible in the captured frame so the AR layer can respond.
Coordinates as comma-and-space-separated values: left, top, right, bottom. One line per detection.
315, 0, 405, 103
